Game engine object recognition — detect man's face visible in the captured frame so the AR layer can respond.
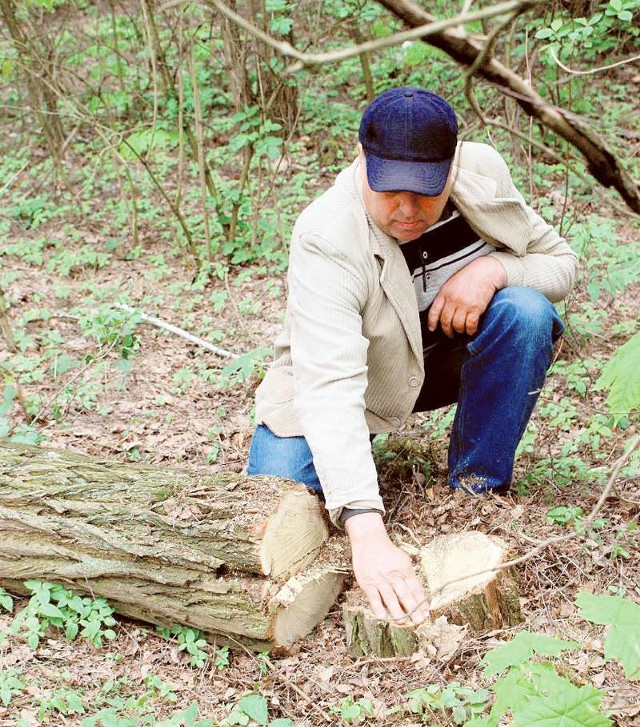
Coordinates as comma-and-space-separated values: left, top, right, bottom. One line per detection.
359, 148, 452, 242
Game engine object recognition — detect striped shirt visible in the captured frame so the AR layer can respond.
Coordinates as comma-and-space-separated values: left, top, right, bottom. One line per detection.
399, 203, 494, 349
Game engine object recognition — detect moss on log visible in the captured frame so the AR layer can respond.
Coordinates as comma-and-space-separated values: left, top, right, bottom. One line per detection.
0, 442, 342, 649
343, 590, 418, 658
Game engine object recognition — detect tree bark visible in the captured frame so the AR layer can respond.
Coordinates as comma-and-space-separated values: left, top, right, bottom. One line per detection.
0, 0, 65, 153
0, 443, 342, 649
376, 0, 640, 214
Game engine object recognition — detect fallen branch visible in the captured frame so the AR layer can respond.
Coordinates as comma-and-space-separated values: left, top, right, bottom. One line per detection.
115, 303, 239, 359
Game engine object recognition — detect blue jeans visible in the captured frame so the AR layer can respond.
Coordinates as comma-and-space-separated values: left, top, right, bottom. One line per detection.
247, 287, 563, 494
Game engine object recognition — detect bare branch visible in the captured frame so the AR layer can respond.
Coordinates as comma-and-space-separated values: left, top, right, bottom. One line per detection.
549, 47, 640, 76
160, 0, 544, 70
377, 0, 640, 214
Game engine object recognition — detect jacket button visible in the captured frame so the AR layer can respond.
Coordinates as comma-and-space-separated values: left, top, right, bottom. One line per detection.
409, 376, 420, 388
391, 417, 401, 428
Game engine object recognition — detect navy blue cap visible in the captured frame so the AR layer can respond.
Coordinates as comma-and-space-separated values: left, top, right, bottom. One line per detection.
358, 88, 458, 196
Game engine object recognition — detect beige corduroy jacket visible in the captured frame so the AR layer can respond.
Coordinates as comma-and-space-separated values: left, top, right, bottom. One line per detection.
254, 141, 578, 526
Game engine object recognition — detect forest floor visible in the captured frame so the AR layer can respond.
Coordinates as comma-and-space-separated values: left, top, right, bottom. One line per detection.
1, 140, 640, 725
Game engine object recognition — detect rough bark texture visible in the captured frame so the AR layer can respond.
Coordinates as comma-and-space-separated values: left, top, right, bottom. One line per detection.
377, 0, 640, 214
343, 591, 418, 658
0, 443, 341, 649
343, 531, 522, 657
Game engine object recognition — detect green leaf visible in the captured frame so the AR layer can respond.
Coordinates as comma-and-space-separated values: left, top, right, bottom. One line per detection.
65, 620, 79, 640
575, 591, 640, 678
490, 662, 610, 726
237, 694, 269, 725
595, 333, 640, 420
482, 631, 579, 675
512, 682, 610, 726
0, 588, 13, 612
490, 662, 558, 720
38, 602, 65, 620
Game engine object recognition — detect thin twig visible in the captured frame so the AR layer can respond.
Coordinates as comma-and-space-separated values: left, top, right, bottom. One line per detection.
115, 303, 239, 359
549, 47, 640, 77
159, 0, 542, 70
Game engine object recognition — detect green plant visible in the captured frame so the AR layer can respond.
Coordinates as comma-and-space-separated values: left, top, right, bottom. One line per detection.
400, 683, 488, 725
575, 591, 640, 678
0, 667, 25, 708
218, 347, 273, 388
38, 687, 86, 720
596, 332, 640, 423
329, 695, 375, 724
213, 644, 230, 671
5, 580, 117, 649
76, 305, 141, 361
220, 692, 294, 726
0, 586, 14, 612
469, 630, 609, 726
157, 625, 209, 668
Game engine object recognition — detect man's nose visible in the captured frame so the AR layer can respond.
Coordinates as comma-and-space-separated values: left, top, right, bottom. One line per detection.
397, 192, 421, 216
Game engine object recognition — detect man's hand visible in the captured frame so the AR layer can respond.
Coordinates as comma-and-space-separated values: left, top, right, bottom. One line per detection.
428, 256, 507, 337
345, 512, 429, 624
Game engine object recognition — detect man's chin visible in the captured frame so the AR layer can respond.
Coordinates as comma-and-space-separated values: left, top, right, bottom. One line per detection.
395, 228, 426, 242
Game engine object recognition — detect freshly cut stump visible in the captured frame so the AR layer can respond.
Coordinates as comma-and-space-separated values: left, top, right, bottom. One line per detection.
421, 531, 522, 632
343, 531, 522, 657
0, 442, 344, 649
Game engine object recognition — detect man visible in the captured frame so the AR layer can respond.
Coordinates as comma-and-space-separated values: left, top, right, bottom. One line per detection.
247, 88, 578, 624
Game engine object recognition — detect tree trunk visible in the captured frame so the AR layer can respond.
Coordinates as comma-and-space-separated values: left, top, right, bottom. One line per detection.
0, 0, 65, 153
0, 443, 343, 649
343, 531, 522, 657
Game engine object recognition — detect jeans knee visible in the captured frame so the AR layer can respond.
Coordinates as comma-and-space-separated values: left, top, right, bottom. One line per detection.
471, 288, 563, 356
493, 288, 561, 340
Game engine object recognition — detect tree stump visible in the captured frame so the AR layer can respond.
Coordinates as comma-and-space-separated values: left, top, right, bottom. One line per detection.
343, 531, 522, 657
422, 531, 522, 632
343, 590, 419, 658
0, 442, 344, 649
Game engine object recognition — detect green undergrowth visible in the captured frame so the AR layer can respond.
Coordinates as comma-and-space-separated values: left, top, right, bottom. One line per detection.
1, 581, 639, 724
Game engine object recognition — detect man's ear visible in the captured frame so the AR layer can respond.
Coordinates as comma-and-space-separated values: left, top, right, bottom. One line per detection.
356, 142, 364, 159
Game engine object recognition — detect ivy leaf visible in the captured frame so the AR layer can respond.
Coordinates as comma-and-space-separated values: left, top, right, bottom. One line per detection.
575, 591, 640, 678
481, 631, 579, 676
595, 332, 640, 421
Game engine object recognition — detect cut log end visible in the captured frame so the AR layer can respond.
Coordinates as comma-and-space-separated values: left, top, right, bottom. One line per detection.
272, 569, 346, 647
260, 488, 328, 580
421, 531, 522, 632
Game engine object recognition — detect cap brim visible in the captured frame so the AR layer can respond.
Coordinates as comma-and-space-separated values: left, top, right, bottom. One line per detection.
366, 153, 452, 196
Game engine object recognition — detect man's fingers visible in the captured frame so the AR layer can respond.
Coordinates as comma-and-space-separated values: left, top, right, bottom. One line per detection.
377, 582, 407, 622
365, 574, 430, 625
428, 296, 445, 332
361, 585, 389, 621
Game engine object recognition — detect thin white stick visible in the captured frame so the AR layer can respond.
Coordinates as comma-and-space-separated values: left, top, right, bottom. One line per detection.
550, 47, 640, 77
115, 303, 239, 359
